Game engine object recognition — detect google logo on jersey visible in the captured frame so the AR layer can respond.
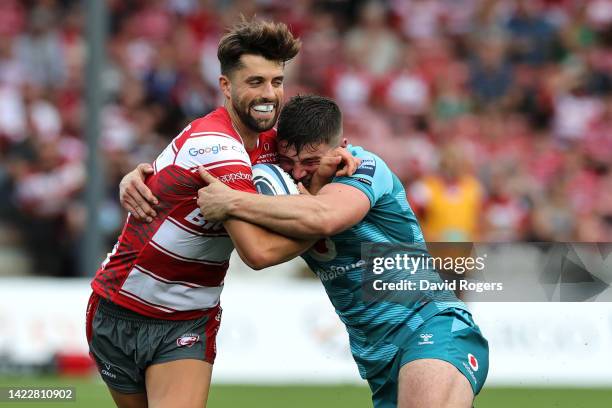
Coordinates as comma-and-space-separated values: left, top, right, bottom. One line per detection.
189, 144, 244, 156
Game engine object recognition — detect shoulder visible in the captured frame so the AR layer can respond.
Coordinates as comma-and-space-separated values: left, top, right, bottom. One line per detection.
330, 146, 394, 206
187, 107, 241, 143
348, 145, 392, 181
167, 111, 249, 171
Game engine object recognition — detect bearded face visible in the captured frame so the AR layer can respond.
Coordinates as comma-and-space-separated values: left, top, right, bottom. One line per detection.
224, 54, 285, 134
232, 92, 280, 133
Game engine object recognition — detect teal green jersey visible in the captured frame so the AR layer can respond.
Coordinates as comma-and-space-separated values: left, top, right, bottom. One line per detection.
301, 146, 468, 379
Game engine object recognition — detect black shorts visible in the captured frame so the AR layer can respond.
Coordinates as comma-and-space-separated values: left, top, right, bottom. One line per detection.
85, 292, 221, 394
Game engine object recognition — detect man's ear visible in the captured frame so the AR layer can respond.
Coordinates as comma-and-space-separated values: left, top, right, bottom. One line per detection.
219, 75, 231, 100
340, 138, 348, 148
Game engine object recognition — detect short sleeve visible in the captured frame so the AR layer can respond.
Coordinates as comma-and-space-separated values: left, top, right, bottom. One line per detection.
332, 152, 391, 207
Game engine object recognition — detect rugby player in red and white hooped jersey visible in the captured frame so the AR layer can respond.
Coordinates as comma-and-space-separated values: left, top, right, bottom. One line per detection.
87, 19, 358, 408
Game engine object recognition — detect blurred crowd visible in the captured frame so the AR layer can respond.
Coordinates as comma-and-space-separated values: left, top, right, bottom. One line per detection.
0, 0, 610, 276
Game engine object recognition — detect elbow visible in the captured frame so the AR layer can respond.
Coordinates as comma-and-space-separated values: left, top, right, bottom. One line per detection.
239, 251, 267, 270
238, 248, 274, 270
247, 255, 269, 271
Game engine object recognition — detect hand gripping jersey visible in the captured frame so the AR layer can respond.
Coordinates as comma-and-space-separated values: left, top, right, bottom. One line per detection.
91, 107, 277, 320
301, 146, 468, 379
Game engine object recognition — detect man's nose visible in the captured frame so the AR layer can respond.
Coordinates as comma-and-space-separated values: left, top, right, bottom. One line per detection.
261, 82, 275, 100
292, 164, 307, 180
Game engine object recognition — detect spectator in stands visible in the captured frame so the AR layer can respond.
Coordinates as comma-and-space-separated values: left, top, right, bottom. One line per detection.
409, 144, 484, 241
0, 0, 610, 276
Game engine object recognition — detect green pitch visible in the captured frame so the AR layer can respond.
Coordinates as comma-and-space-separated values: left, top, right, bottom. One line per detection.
1, 376, 611, 407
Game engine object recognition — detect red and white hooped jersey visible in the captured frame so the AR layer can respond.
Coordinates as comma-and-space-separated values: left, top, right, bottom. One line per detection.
91, 107, 278, 320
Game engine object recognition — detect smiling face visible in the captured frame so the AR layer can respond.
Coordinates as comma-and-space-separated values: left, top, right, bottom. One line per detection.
221, 54, 284, 133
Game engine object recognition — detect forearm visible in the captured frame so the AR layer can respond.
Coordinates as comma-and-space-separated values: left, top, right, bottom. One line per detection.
224, 219, 314, 270
227, 192, 332, 239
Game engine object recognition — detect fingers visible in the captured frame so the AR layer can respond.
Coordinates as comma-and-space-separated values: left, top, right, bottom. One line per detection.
349, 157, 362, 175
136, 163, 154, 177
128, 187, 156, 217
336, 152, 361, 177
134, 179, 159, 207
119, 165, 158, 223
122, 195, 153, 223
196, 189, 205, 209
321, 156, 342, 168
297, 182, 311, 195
198, 166, 218, 184
333, 148, 355, 176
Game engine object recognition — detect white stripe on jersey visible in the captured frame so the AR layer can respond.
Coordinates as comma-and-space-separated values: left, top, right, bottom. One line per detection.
118, 289, 176, 313
188, 160, 251, 172
150, 219, 233, 263
151, 219, 234, 265
153, 131, 251, 174
174, 135, 251, 171
154, 142, 176, 173
120, 265, 223, 312
189, 131, 236, 139
150, 241, 226, 265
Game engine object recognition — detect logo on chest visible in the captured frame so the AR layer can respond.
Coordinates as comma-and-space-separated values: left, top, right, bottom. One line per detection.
309, 238, 337, 262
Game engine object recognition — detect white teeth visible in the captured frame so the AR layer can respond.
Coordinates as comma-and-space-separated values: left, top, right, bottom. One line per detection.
253, 104, 274, 112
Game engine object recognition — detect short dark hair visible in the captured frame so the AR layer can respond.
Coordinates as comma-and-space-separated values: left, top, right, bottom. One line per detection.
218, 18, 301, 76
277, 95, 342, 153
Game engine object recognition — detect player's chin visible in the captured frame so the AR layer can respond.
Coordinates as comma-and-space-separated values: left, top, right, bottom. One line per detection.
250, 116, 277, 132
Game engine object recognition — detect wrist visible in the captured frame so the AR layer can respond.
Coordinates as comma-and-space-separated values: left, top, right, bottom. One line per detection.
226, 190, 246, 216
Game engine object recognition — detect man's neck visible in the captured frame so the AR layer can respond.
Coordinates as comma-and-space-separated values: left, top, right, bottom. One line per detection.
225, 103, 259, 151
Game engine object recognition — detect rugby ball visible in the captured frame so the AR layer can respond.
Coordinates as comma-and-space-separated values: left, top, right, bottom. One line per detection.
252, 164, 299, 196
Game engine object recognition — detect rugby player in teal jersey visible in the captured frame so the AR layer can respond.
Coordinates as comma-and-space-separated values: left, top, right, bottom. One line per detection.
123, 95, 489, 408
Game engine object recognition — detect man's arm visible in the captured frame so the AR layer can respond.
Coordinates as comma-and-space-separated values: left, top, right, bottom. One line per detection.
188, 168, 316, 268
224, 219, 315, 270
198, 171, 371, 239
119, 148, 359, 222
233, 184, 370, 238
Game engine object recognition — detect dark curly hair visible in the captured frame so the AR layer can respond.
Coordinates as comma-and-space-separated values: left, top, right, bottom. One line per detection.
218, 18, 301, 76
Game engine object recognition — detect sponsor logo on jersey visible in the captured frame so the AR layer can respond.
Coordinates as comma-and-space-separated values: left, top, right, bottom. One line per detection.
309, 238, 337, 262
189, 144, 245, 156
353, 158, 376, 177
101, 362, 117, 379
185, 208, 224, 231
177, 334, 201, 348
462, 360, 478, 385
468, 353, 479, 371
315, 260, 366, 282
418, 333, 434, 345
256, 152, 278, 163
219, 171, 252, 184
355, 177, 372, 186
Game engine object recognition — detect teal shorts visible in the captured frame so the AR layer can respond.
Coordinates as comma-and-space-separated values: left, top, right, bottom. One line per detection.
85, 292, 221, 394
367, 308, 489, 408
